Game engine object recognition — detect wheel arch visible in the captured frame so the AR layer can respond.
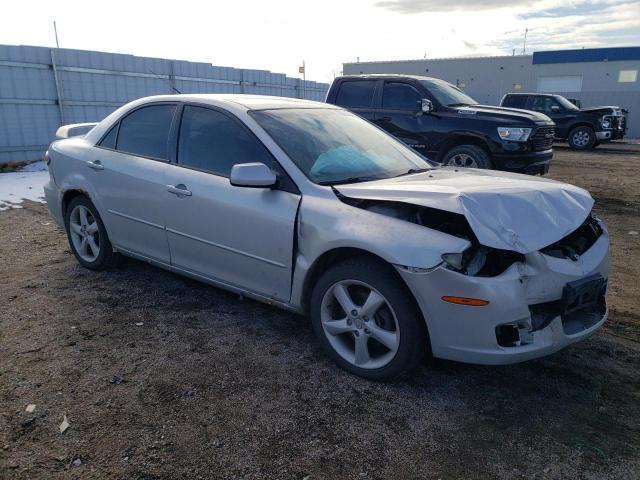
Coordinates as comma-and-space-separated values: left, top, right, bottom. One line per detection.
436, 134, 492, 162
300, 247, 421, 318
61, 189, 93, 219
569, 122, 596, 131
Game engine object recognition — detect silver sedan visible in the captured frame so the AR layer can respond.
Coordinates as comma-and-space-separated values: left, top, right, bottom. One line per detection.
45, 95, 609, 379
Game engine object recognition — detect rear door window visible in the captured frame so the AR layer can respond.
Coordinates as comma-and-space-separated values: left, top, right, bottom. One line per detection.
116, 104, 176, 160
503, 95, 528, 109
382, 82, 422, 111
335, 81, 376, 109
98, 123, 118, 149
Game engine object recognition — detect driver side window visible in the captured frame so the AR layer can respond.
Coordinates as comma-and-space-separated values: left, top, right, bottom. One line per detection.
382, 82, 422, 111
531, 97, 560, 113
177, 106, 275, 177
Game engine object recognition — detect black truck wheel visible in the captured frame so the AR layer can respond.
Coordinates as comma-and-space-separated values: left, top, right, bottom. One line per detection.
568, 126, 596, 150
443, 145, 492, 169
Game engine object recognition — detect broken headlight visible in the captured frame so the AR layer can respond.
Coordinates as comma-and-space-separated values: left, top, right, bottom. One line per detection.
442, 247, 488, 276
443, 246, 523, 277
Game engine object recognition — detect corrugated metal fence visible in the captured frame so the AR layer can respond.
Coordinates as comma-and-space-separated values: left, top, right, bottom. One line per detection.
0, 44, 329, 163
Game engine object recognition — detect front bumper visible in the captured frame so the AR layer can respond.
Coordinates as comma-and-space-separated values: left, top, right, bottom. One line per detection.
493, 149, 552, 175
597, 131, 612, 141
397, 228, 610, 365
598, 129, 626, 141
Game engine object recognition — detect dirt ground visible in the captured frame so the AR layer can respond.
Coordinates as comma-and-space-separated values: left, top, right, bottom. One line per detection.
1, 144, 639, 480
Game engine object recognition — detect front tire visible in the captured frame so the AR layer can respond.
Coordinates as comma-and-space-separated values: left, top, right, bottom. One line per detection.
65, 196, 116, 270
568, 126, 596, 150
443, 145, 492, 169
310, 258, 427, 380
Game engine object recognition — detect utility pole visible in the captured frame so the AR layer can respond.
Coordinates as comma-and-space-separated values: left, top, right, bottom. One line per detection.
522, 28, 528, 55
53, 21, 60, 48
299, 61, 306, 99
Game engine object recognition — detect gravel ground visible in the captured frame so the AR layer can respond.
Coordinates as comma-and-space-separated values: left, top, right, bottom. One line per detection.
1, 144, 639, 479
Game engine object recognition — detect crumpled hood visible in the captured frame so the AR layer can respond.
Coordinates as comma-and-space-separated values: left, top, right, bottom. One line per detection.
336, 168, 594, 254
580, 106, 622, 115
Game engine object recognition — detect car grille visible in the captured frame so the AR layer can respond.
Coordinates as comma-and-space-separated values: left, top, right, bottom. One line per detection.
530, 126, 555, 151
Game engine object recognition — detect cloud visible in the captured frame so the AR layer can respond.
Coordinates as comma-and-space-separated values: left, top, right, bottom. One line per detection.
492, 1, 640, 53
374, 0, 545, 13
462, 40, 479, 50
519, 0, 623, 18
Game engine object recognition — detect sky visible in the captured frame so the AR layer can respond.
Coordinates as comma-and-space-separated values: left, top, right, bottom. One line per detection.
1, 0, 639, 84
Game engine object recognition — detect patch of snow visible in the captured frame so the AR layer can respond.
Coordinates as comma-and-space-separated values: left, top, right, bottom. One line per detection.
20, 161, 49, 172
0, 161, 49, 211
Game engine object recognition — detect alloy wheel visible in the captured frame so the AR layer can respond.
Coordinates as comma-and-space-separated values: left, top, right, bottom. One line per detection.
320, 280, 400, 369
69, 205, 101, 262
447, 153, 478, 168
572, 130, 591, 147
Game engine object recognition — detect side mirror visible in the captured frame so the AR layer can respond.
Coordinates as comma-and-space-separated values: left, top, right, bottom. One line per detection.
230, 162, 277, 188
421, 98, 434, 114
550, 105, 561, 113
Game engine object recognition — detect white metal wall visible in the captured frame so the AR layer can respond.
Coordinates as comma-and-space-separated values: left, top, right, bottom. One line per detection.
0, 45, 329, 163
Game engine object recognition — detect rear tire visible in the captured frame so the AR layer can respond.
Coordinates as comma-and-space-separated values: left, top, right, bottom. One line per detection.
310, 257, 427, 380
443, 145, 492, 169
65, 196, 117, 270
568, 126, 596, 150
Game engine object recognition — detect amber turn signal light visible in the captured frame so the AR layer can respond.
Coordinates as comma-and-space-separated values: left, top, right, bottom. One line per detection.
441, 296, 489, 306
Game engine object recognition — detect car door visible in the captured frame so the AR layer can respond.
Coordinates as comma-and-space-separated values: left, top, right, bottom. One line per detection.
163, 104, 301, 301
333, 80, 378, 122
374, 81, 435, 158
90, 103, 176, 263
528, 96, 573, 137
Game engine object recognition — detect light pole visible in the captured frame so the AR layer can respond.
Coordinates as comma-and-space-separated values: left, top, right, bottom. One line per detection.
53, 21, 60, 48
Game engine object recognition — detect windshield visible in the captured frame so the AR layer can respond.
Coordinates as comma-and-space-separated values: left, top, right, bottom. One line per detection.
250, 108, 432, 185
554, 95, 580, 111
420, 79, 478, 107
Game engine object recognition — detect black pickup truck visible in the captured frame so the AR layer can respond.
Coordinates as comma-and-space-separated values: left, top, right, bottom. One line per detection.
501, 93, 628, 150
326, 75, 555, 175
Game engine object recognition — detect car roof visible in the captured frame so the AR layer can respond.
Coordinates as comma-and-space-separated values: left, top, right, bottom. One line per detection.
505, 93, 556, 96
83, 94, 339, 144
131, 94, 336, 111
337, 74, 444, 82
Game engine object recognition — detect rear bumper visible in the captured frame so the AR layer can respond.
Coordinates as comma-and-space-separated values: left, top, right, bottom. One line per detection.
44, 178, 64, 227
397, 227, 610, 365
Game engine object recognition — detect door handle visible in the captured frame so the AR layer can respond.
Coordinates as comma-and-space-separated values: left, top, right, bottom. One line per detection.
167, 184, 192, 197
86, 160, 104, 170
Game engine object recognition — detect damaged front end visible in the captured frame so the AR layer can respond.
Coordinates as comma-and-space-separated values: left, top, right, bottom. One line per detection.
338, 192, 610, 364
338, 195, 525, 278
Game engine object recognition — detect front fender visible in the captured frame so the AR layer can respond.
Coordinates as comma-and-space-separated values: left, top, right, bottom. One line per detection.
288, 195, 470, 309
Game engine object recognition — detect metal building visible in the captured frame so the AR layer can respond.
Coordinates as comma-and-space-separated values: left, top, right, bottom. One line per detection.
343, 47, 640, 137
0, 44, 329, 164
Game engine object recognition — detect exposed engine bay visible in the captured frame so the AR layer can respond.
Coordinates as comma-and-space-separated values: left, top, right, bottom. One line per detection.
540, 214, 603, 261
339, 195, 603, 277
